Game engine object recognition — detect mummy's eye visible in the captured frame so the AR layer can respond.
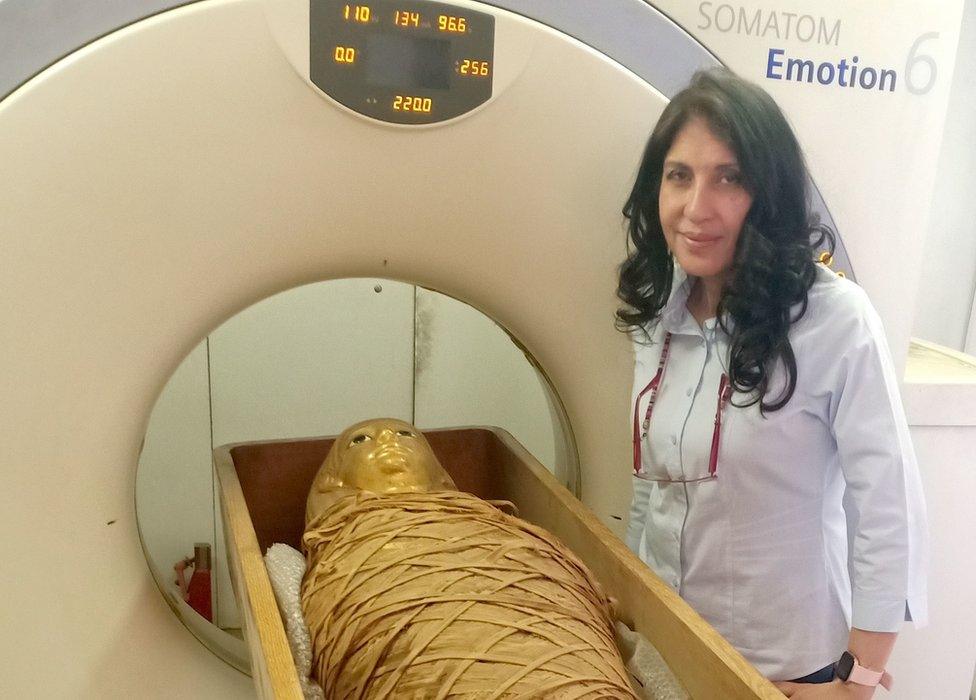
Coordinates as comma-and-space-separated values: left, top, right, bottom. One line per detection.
396, 430, 414, 437
350, 434, 369, 446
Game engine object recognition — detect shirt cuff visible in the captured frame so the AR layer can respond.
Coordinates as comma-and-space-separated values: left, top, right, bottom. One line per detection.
852, 592, 928, 631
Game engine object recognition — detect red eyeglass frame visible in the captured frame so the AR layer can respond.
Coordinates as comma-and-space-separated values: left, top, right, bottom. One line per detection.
632, 332, 732, 482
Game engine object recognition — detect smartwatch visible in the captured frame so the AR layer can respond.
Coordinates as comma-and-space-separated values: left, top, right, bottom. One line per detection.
835, 651, 893, 690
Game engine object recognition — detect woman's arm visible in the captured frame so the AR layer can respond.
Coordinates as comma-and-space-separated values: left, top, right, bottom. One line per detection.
773, 282, 923, 698
846, 628, 897, 688
827, 287, 928, 633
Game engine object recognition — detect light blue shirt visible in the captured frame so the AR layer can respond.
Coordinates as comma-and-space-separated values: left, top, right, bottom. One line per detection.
627, 264, 928, 680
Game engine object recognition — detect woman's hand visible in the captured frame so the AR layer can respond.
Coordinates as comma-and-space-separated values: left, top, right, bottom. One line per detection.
776, 630, 895, 698
773, 680, 874, 699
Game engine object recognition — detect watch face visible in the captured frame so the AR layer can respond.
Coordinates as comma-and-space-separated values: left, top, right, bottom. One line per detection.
836, 651, 855, 681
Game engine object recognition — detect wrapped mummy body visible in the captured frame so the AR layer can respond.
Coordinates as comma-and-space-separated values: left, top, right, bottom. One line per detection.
301, 419, 638, 699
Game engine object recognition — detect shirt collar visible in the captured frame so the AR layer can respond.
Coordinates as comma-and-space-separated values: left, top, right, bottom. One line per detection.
658, 264, 730, 337
659, 264, 694, 334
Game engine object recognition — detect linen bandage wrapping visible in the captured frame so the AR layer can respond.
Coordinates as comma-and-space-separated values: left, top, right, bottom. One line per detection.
301, 490, 638, 699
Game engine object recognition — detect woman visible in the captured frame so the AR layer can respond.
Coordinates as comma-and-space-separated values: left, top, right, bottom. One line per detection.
618, 69, 927, 697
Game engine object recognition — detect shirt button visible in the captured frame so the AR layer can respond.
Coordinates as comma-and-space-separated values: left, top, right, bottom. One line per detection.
686, 387, 693, 397
670, 435, 677, 445
671, 578, 680, 588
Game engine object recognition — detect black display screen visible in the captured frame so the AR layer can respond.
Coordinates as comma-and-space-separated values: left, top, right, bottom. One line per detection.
365, 33, 450, 90
310, 0, 495, 124
834, 652, 854, 681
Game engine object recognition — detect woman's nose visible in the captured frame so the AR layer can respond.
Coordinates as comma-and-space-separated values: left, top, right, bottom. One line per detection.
683, 182, 713, 223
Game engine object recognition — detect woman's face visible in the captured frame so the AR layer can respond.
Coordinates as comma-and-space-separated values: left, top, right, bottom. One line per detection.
658, 117, 753, 282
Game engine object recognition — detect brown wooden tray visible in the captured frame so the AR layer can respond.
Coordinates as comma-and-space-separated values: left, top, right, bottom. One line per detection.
214, 426, 780, 699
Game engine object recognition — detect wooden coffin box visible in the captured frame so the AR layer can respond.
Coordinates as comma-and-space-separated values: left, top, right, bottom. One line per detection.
214, 427, 781, 699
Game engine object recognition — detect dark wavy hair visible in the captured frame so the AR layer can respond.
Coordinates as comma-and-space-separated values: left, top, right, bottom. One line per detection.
616, 68, 834, 412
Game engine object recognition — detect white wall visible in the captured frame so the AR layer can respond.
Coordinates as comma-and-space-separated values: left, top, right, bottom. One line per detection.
887, 423, 976, 699
208, 279, 416, 447
136, 342, 212, 609
912, 0, 976, 352
414, 288, 562, 470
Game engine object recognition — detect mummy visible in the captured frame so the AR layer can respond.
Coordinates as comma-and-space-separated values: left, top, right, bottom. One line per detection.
301, 418, 639, 699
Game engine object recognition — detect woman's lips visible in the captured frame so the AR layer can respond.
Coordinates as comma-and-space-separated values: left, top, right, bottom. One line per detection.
680, 232, 721, 250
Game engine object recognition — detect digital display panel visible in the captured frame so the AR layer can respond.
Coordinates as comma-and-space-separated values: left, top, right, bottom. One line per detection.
310, 0, 494, 124
364, 33, 450, 90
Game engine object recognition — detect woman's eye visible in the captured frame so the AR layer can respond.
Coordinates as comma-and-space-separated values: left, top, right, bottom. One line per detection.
665, 169, 688, 182
720, 171, 742, 185
350, 434, 369, 445
396, 430, 414, 437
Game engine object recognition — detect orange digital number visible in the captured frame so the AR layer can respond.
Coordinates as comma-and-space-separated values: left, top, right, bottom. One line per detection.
394, 10, 420, 27
460, 59, 490, 76
343, 4, 370, 22
393, 96, 433, 113
438, 15, 467, 32
333, 46, 356, 63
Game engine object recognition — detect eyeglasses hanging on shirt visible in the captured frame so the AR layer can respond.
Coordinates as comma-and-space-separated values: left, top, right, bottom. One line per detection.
632, 332, 733, 482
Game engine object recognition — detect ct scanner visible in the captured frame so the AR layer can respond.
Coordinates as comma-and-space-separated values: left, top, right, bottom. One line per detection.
4, 0, 967, 698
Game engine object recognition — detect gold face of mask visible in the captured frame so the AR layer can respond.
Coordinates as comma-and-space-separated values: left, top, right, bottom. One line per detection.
306, 418, 457, 524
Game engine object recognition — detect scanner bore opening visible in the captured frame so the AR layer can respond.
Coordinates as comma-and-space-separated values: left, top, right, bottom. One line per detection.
135, 276, 579, 671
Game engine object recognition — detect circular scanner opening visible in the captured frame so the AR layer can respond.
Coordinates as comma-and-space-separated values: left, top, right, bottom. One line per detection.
135, 277, 577, 670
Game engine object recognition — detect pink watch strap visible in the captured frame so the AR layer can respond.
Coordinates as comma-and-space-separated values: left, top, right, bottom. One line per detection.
848, 662, 893, 690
